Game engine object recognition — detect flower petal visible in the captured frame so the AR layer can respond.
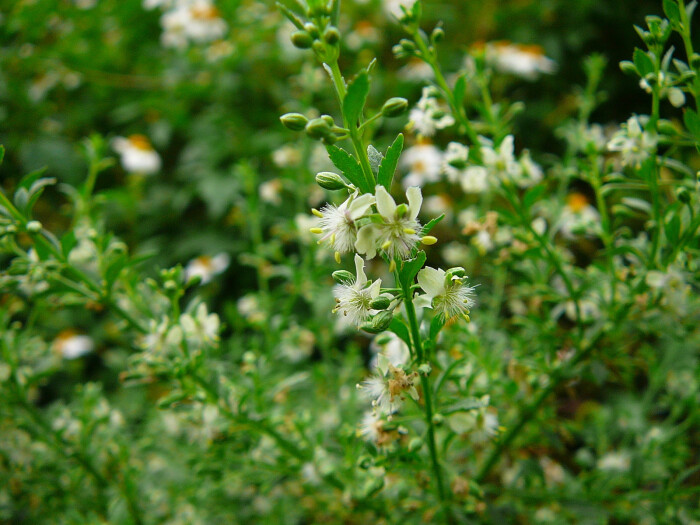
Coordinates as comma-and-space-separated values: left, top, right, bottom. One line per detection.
417, 266, 445, 298
375, 185, 397, 219
406, 186, 423, 220
354, 254, 367, 287
355, 224, 380, 259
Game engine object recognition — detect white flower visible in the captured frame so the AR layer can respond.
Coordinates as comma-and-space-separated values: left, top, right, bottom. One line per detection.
180, 303, 220, 346
556, 193, 600, 238
316, 191, 376, 254
53, 331, 94, 359
272, 145, 302, 168
485, 41, 556, 80
161, 0, 227, 49
112, 135, 161, 174
358, 411, 384, 443
184, 253, 230, 284
259, 178, 282, 205
480, 135, 522, 183
400, 143, 443, 188
607, 115, 657, 169
383, 0, 416, 19
356, 186, 422, 260
359, 354, 419, 416
518, 150, 543, 187
416, 266, 476, 320
597, 451, 631, 472
408, 87, 455, 137
460, 166, 489, 193
447, 397, 499, 443
370, 332, 410, 369
442, 141, 469, 182
333, 254, 382, 327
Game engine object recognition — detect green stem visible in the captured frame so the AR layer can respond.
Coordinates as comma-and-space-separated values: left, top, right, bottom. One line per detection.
678, 0, 700, 111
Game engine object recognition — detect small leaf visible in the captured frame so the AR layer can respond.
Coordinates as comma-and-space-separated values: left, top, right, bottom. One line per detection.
18, 167, 49, 192
61, 231, 77, 258
343, 70, 370, 128
326, 145, 369, 192
377, 133, 404, 190
389, 317, 411, 348
104, 254, 128, 289
398, 251, 426, 290
420, 214, 445, 236
429, 314, 446, 342
633, 48, 655, 76
367, 144, 383, 175
663, 0, 681, 25
522, 185, 545, 210
683, 108, 700, 136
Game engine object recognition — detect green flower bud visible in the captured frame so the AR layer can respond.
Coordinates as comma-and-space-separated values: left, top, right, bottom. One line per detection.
445, 267, 466, 280
280, 113, 309, 131
321, 114, 335, 126
619, 60, 637, 75
431, 27, 445, 43
26, 220, 42, 233
357, 456, 373, 469
332, 270, 355, 283
316, 171, 347, 190
305, 117, 332, 139
370, 295, 392, 310
691, 53, 700, 70
303, 22, 320, 39
324, 26, 340, 45
395, 203, 408, 218
399, 39, 416, 52
381, 97, 409, 117
668, 87, 685, 108
676, 186, 691, 204
408, 437, 424, 452
361, 311, 393, 334
290, 30, 313, 49
432, 413, 444, 426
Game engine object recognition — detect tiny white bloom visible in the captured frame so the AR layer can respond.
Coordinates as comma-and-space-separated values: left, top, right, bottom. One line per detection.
556, 193, 600, 238
333, 254, 382, 327
184, 253, 230, 284
408, 87, 455, 137
112, 135, 161, 174
317, 191, 376, 254
417, 266, 476, 320
400, 143, 443, 188
160, 0, 227, 49
53, 331, 94, 359
359, 354, 419, 415
442, 141, 469, 182
607, 115, 657, 169
484, 41, 556, 80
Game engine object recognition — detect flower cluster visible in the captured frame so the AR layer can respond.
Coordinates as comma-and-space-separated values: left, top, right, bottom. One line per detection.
407, 86, 455, 137
144, 0, 228, 49
607, 115, 658, 168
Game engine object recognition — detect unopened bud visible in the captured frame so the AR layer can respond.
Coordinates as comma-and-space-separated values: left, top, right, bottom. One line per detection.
676, 186, 691, 203
361, 310, 393, 333
370, 296, 392, 310
324, 26, 340, 45
431, 27, 445, 42
316, 171, 347, 190
418, 363, 432, 375
290, 31, 313, 49
280, 113, 309, 131
395, 203, 408, 218
26, 220, 42, 233
408, 437, 424, 452
305, 118, 332, 139
446, 267, 466, 280
668, 87, 685, 108
332, 270, 354, 283
381, 97, 409, 117
399, 39, 416, 52
432, 413, 444, 426
303, 22, 320, 39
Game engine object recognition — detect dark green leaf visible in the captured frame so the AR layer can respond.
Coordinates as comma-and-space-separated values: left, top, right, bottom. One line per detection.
633, 48, 655, 76
377, 133, 403, 190
420, 214, 445, 236
663, 0, 681, 25
343, 70, 369, 128
683, 108, 700, 137
0, 145, 4, 166
429, 314, 445, 342
326, 145, 369, 192
104, 254, 128, 289
61, 231, 77, 258
398, 251, 426, 290
389, 317, 412, 348
522, 184, 545, 209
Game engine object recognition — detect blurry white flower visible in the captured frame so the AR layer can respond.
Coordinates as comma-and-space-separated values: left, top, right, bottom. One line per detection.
447, 396, 499, 443
356, 186, 422, 259
237, 294, 265, 323
484, 41, 556, 80
607, 115, 657, 169
460, 167, 489, 193
370, 332, 410, 369
161, 0, 227, 49
597, 451, 631, 472
359, 354, 419, 415
383, 0, 416, 19
442, 141, 469, 182
408, 87, 455, 137
206, 39, 234, 61
398, 57, 434, 81
184, 253, 230, 284
53, 331, 94, 359
556, 193, 600, 238
480, 135, 522, 183
272, 145, 302, 168
416, 266, 476, 320
333, 254, 382, 327
345, 20, 381, 51
180, 303, 220, 346
400, 142, 443, 188
259, 178, 283, 205
112, 134, 161, 174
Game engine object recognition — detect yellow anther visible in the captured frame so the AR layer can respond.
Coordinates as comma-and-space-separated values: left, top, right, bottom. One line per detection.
381, 240, 392, 251
463, 314, 471, 323
335, 251, 341, 264
309, 227, 323, 234
403, 228, 416, 235
311, 208, 323, 218
389, 259, 397, 272
421, 235, 438, 245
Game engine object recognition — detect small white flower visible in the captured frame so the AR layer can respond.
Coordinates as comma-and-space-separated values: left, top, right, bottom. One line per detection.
356, 186, 422, 260
480, 135, 522, 183
180, 303, 220, 346
597, 451, 631, 472
447, 397, 499, 443
460, 166, 489, 193
400, 143, 443, 188
442, 141, 469, 182
333, 254, 382, 327
484, 41, 556, 80
416, 266, 476, 320
408, 87, 455, 137
607, 115, 657, 169
161, 0, 227, 49
259, 179, 283, 205
53, 331, 94, 359
359, 354, 419, 416
556, 193, 600, 238
112, 135, 161, 174
271, 145, 302, 168
184, 253, 230, 284
317, 191, 376, 254
383, 0, 416, 19
358, 410, 384, 443
370, 332, 410, 369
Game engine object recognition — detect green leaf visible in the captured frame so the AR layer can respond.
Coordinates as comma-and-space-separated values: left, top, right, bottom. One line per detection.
683, 108, 700, 137
522, 184, 545, 210
633, 48, 655, 76
104, 254, 128, 290
18, 167, 48, 192
442, 397, 489, 415
343, 70, 369, 128
389, 317, 411, 348
420, 214, 445, 236
398, 251, 426, 290
0, 145, 4, 166
663, 0, 681, 25
25, 177, 57, 217
377, 133, 404, 190
326, 145, 369, 192
664, 210, 681, 244
429, 314, 446, 342
61, 231, 77, 257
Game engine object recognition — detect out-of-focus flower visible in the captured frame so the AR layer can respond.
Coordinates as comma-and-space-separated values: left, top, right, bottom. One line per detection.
259, 178, 283, 205
408, 87, 455, 137
447, 396, 499, 443
184, 253, 230, 284
383, 0, 416, 20
607, 115, 657, 169
345, 20, 381, 51
556, 193, 600, 238
597, 451, 631, 472
400, 141, 442, 188
272, 145, 302, 168
53, 330, 94, 359
480, 41, 556, 80
112, 134, 161, 174
161, 0, 227, 49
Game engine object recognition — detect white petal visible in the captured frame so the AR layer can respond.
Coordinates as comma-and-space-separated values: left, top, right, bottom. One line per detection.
406, 186, 423, 220
354, 254, 367, 287
355, 224, 380, 259
417, 267, 445, 298
368, 278, 382, 299
348, 193, 376, 220
375, 185, 397, 219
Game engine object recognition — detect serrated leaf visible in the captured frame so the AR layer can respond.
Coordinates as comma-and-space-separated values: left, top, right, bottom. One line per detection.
343, 70, 369, 128
633, 48, 655, 76
326, 145, 369, 192
377, 133, 403, 190
398, 251, 426, 290
420, 214, 445, 236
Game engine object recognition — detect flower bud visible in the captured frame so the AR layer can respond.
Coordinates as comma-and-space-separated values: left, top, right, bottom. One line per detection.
321, 114, 335, 126
361, 311, 393, 334
26, 220, 42, 233
370, 296, 392, 310
408, 437, 424, 452
305, 118, 332, 139
432, 413, 444, 426
446, 267, 466, 280
316, 171, 347, 190
676, 186, 691, 204
381, 97, 409, 117
431, 27, 445, 43
332, 270, 355, 283
418, 363, 432, 375
303, 22, 320, 39
399, 39, 416, 53
323, 26, 340, 45
619, 60, 637, 75
668, 87, 685, 108
290, 30, 313, 49
280, 113, 309, 131
357, 455, 373, 469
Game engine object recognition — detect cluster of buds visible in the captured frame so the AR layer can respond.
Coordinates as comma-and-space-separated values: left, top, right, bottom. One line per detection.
280, 112, 348, 145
